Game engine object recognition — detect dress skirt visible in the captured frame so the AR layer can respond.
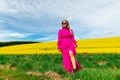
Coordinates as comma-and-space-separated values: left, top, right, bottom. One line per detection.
61, 45, 82, 73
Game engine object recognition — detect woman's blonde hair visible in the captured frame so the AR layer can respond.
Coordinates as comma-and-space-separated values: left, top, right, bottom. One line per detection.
62, 20, 70, 29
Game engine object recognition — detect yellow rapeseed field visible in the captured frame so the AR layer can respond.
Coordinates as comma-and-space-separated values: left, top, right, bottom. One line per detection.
0, 37, 120, 54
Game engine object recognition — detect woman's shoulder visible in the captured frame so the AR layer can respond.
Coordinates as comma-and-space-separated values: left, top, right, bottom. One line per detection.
69, 29, 74, 35
69, 29, 73, 32
58, 28, 65, 31
58, 29, 62, 33
58, 29, 62, 32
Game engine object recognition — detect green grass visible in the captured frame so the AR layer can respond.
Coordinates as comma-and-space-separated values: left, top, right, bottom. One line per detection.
0, 54, 120, 80
0, 69, 40, 80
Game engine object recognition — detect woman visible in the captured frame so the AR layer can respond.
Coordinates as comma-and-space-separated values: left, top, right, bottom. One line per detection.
57, 20, 82, 74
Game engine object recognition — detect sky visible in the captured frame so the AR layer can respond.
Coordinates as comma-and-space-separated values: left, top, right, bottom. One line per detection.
0, 0, 120, 42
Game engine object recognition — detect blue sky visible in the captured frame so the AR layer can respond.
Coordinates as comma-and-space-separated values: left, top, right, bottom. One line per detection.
0, 0, 120, 42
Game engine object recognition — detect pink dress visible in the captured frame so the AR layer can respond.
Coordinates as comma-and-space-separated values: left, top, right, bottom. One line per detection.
57, 27, 82, 73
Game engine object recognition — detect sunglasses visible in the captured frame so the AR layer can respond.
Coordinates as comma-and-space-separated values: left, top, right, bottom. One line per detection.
62, 22, 67, 25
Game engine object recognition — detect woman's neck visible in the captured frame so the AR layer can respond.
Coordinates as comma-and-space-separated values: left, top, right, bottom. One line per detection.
62, 27, 69, 29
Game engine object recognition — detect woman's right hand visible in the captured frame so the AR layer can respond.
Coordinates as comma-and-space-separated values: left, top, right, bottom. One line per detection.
58, 49, 62, 52
75, 44, 78, 48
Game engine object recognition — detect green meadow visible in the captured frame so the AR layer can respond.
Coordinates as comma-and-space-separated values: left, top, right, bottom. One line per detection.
0, 54, 120, 80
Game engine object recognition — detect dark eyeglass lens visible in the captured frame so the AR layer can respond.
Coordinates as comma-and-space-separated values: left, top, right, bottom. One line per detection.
62, 23, 66, 24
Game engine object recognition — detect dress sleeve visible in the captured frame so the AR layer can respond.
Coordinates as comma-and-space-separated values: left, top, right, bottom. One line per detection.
57, 30, 62, 50
71, 30, 77, 46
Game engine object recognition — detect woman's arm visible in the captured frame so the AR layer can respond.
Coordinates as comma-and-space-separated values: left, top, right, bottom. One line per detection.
71, 30, 78, 48
57, 30, 62, 51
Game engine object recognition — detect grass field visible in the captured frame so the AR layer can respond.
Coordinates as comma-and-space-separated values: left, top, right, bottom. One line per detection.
0, 37, 120, 80
0, 54, 120, 80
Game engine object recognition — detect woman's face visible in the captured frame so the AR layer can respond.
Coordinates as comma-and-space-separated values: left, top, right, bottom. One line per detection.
62, 21, 67, 28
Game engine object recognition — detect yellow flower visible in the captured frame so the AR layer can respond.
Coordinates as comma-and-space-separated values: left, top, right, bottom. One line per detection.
0, 37, 120, 54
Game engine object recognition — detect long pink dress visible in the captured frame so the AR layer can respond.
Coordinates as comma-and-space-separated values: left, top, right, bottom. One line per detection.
57, 27, 82, 73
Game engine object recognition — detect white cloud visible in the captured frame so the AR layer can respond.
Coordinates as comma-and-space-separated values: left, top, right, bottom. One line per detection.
0, 30, 28, 40
0, 30, 34, 42
103, 30, 115, 35
6, 9, 17, 13
0, 0, 120, 27
0, 0, 120, 41
10, 33, 26, 38
0, 30, 12, 38
36, 34, 57, 42
67, 16, 72, 21
77, 0, 120, 28
36, 37, 55, 42
36, 38, 51, 41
